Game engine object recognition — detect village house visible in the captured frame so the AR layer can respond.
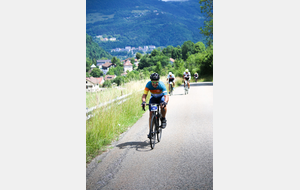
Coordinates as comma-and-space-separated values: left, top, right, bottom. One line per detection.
133, 59, 139, 67
91, 64, 96, 69
86, 77, 104, 91
104, 75, 117, 81
102, 62, 116, 75
97, 59, 111, 68
169, 58, 175, 65
123, 60, 133, 72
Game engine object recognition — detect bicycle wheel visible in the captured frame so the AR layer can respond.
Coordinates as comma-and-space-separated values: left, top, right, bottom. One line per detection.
150, 114, 157, 149
157, 113, 162, 142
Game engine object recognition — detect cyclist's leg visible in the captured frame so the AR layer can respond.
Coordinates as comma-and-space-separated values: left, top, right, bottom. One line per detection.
148, 96, 156, 135
149, 96, 160, 128
159, 96, 167, 128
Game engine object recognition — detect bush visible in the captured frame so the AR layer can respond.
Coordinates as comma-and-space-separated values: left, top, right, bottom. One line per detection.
103, 80, 112, 87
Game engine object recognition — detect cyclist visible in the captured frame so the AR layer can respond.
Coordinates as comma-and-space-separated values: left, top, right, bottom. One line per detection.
194, 72, 199, 82
166, 72, 175, 94
183, 69, 191, 89
141, 73, 169, 138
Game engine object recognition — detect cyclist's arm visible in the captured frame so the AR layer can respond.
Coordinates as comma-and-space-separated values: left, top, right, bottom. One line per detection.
142, 86, 150, 102
142, 94, 147, 102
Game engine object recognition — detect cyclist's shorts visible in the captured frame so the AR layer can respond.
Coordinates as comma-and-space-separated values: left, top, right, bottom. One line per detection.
184, 77, 189, 81
168, 79, 174, 83
149, 95, 165, 111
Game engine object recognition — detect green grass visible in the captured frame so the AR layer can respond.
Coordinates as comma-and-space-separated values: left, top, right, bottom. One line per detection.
86, 89, 150, 163
86, 79, 147, 108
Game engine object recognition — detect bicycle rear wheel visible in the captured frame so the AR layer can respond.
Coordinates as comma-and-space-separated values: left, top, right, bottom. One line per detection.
150, 115, 157, 149
157, 113, 162, 142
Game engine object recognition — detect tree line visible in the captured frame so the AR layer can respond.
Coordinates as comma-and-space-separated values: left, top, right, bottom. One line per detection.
87, 39, 213, 88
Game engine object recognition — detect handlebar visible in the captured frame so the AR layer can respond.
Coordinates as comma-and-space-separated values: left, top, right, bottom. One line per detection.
142, 103, 163, 111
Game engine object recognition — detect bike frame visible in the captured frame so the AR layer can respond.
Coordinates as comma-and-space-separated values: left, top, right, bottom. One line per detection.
146, 103, 162, 149
184, 78, 189, 94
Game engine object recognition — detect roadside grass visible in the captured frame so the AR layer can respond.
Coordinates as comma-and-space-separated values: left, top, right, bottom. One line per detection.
86, 81, 151, 163
86, 79, 147, 108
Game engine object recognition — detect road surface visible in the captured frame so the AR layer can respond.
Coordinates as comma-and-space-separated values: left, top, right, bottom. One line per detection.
86, 82, 213, 190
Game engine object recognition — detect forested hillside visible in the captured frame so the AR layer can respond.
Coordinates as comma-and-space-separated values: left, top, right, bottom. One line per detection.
86, 33, 112, 60
86, 0, 205, 51
86, 33, 113, 74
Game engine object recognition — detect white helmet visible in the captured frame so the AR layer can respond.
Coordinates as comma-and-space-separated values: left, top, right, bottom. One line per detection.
169, 72, 172, 75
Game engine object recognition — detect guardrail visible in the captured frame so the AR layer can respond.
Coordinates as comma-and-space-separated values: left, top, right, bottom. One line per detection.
86, 89, 143, 120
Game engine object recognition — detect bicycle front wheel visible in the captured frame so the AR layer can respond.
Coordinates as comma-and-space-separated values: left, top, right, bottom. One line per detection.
150, 115, 157, 149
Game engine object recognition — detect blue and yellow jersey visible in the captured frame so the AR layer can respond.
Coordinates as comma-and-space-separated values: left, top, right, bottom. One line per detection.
143, 81, 168, 98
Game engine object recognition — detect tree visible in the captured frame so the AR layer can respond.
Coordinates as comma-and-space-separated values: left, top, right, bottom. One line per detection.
113, 76, 123, 86
174, 59, 185, 77
138, 55, 150, 70
103, 80, 112, 88
111, 56, 121, 67
181, 41, 195, 60
155, 61, 162, 76
194, 42, 206, 54
90, 68, 103, 77
172, 47, 182, 60
111, 56, 118, 64
136, 52, 142, 60
130, 57, 135, 64
162, 45, 174, 58
199, 0, 213, 46
106, 67, 115, 75
150, 49, 160, 57
86, 57, 92, 72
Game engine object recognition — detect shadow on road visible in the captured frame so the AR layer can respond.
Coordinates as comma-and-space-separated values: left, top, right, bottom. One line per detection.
116, 141, 152, 152
189, 82, 213, 87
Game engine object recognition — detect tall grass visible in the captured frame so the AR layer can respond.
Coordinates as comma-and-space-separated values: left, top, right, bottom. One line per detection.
86, 79, 148, 108
86, 79, 153, 163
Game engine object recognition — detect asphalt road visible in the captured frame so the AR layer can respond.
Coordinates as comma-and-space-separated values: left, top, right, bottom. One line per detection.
86, 82, 213, 190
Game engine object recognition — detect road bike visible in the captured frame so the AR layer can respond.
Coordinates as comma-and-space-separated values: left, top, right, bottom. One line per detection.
194, 76, 198, 83
184, 79, 189, 95
169, 81, 174, 96
145, 103, 163, 149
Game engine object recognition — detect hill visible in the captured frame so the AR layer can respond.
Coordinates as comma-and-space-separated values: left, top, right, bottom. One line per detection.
86, 33, 112, 60
86, 0, 205, 52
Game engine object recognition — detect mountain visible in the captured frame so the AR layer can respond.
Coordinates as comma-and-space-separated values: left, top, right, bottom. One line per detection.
86, 0, 205, 51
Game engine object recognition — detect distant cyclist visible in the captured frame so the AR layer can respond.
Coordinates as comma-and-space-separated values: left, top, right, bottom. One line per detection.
183, 69, 191, 89
166, 72, 175, 94
141, 73, 169, 138
194, 72, 198, 82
